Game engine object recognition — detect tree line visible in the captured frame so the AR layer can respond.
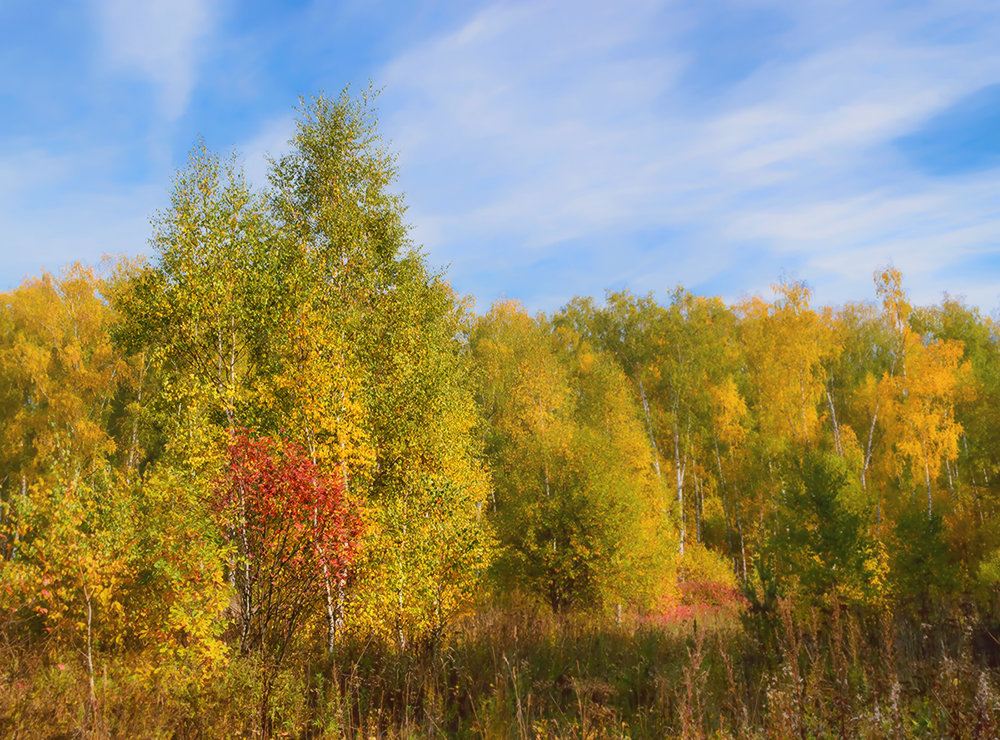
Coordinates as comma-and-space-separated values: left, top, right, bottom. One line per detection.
2, 90, 999, 725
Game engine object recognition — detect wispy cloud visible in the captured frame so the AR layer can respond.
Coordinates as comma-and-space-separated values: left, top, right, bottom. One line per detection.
5, 0, 1000, 313
0, 145, 163, 283
377, 0, 1000, 312
94, 0, 216, 120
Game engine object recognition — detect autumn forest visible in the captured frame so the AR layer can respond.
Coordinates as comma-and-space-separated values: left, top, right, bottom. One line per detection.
4, 92, 1000, 737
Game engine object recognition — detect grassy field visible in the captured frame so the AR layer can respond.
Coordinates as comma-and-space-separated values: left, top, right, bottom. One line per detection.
4, 596, 1000, 738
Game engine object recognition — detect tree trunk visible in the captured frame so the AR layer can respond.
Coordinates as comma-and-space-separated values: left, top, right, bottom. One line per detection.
736, 510, 748, 587
639, 377, 661, 480
713, 437, 738, 575
81, 575, 98, 731
693, 467, 703, 544
235, 475, 253, 652
826, 386, 843, 457
673, 417, 686, 556
861, 399, 880, 490
924, 455, 933, 521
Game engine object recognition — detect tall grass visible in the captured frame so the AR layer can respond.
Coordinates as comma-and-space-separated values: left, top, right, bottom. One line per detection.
3, 597, 1000, 737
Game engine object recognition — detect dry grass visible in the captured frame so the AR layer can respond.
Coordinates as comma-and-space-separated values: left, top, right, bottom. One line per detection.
3, 598, 1000, 738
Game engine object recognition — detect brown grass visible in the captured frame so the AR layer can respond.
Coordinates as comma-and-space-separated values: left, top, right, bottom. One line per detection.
3, 598, 1000, 738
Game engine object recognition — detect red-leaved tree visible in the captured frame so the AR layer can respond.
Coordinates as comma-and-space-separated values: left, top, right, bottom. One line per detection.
215, 432, 361, 658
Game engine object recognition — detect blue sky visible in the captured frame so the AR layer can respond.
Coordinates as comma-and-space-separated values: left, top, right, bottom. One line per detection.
3, 0, 1000, 314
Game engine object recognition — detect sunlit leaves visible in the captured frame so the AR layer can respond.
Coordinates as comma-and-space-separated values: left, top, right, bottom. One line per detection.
471, 301, 669, 612
738, 280, 836, 449
875, 268, 971, 517
0, 265, 125, 529
215, 433, 360, 656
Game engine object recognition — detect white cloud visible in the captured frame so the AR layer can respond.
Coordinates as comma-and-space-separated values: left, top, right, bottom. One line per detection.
0, 145, 164, 289
0, 146, 77, 197
95, 0, 216, 120
0, 186, 162, 288
376, 0, 1000, 312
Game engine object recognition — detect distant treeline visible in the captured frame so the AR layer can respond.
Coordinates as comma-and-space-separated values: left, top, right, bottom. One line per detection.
3, 89, 1000, 737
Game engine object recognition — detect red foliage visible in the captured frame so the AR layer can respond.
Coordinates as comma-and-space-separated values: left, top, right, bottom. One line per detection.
649, 579, 748, 626
215, 431, 361, 654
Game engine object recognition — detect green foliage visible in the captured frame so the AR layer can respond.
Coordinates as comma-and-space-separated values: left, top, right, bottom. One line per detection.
6, 87, 1000, 737
1, 465, 228, 682
764, 450, 884, 606
112, 145, 284, 465
356, 477, 493, 647
471, 301, 670, 612
0, 264, 127, 558
891, 506, 959, 610
267, 92, 493, 647
107, 90, 494, 650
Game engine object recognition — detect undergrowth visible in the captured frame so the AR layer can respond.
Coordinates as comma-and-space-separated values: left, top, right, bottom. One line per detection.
3, 597, 1000, 738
